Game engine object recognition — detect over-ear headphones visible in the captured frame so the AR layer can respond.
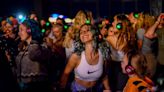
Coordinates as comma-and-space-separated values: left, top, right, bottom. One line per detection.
27, 29, 31, 34
83, 10, 91, 25
116, 22, 123, 30
133, 12, 139, 19
22, 19, 42, 42
125, 54, 135, 75
85, 19, 91, 25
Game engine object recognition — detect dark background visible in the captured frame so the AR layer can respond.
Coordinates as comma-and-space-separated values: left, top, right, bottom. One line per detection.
0, 0, 163, 19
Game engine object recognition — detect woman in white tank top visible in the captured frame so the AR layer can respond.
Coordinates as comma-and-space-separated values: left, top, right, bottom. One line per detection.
60, 23, 111, 92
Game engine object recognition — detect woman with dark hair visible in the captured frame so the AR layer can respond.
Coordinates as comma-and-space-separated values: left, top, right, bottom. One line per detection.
15, 19, 51, 92
60, 24, 111, 92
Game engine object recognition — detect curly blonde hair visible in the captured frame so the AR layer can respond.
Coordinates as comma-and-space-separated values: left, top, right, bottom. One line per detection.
142, 14, 156, 30
63, 26, 75, 48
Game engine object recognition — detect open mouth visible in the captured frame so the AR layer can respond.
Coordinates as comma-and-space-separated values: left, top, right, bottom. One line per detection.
83, 35, 89, 39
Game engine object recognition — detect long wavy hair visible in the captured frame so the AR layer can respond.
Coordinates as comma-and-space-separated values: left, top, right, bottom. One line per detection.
115, 14, 137, 53
63, 26, 75, 48
142, 14, 156, 31
74, 24, 98, 55
74, 23, 111, 61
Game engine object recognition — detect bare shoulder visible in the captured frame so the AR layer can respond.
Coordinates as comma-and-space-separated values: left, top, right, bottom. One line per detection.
70, 53, 80, 61
67, 53, 81, 67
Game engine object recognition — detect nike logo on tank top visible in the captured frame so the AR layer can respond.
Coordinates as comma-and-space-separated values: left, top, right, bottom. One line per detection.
74, 49, 103, 81
87, 69, 99, 74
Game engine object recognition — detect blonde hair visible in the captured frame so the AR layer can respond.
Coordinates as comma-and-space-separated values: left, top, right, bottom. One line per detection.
74, 10, 87, 27
73, 10, 94, 30
52, 23, 63, 32
135, 13, 144, 30
73, 10, 94, 42
63, 26, 75, 48
142, 14, 156, 30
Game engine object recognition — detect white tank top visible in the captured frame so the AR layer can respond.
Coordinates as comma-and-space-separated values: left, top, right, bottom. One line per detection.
110, 46, 124, 61
74, 50, 103, 81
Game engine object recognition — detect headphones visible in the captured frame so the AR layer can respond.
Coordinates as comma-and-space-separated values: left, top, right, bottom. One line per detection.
64, 25, 68, 30
116, 22, 123, 30
86, 19, 91, 25
26, 29, 31, 34
83, 10, 91, 25
125, 54, 135, 75
22, 19, 42, 42
133, 13, 139, 19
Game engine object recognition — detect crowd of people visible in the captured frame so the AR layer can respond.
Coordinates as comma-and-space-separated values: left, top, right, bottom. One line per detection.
0, 10, 164, 92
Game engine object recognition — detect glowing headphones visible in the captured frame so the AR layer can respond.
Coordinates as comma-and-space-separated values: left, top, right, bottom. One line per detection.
86, 19, 91, 25
27, 29, 31, 34
64, 25, 68, 30
22, 19, 34, 34
116, 22, 123, 30
125, 54, 135, 75
133, 13, 139, 19
83, 10, 91, 25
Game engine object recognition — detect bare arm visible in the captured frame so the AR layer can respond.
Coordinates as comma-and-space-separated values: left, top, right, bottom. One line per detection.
137, 40, 143, 50
60, 53, 79, 88
102, 60, 111, 92
145, 13, 164, 39
106, 36, 117, 49
102, 76, 111, 91
136, 29, 145, 50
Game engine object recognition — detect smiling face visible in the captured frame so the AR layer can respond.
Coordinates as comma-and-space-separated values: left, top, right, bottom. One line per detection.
6, 23, 13, 31
5, 23, 13, 34
80, 25, 93, 43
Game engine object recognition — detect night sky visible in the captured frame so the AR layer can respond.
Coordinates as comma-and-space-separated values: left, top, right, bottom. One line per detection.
0, 0, 163, 19
0, 0, 30, 15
